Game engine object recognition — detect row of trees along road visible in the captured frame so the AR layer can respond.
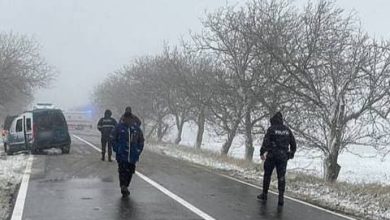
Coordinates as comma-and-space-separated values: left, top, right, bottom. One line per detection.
93, 0, 390, 183
0, 32, 55, 117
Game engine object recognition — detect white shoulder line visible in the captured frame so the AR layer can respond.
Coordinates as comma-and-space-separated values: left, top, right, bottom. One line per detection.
73, 135, 216, 220
188, 163, 356, 220
11, 155, 33, 220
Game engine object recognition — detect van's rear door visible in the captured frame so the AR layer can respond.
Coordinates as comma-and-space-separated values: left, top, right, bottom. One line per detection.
34, 110, 70, 147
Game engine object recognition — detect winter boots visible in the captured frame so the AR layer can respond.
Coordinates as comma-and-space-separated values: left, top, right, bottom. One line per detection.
257, 193, 267, 201
257, 192, 284, 206
278, 194, 284, 206
101, 153, 112, 162
121, 185, 130, 198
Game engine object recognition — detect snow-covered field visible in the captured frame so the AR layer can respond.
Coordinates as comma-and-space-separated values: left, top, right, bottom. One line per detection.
0, 140, 28, 220
166, 122, 390, 185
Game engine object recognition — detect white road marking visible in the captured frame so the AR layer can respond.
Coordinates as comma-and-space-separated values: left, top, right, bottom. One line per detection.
73, 135, 216, 220
73, 135, 102, 152
11, 155, 33, 220
188, 163, 356, 220
136, 172, 216, 220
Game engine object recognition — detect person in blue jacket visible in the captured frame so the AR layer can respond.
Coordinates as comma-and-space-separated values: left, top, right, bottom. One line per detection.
111, 112, 144, 197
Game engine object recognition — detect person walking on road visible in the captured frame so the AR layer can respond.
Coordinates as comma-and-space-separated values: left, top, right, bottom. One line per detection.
120, 106, 141, 126
97, 109, 117, 162
257, 112, 296, 206
111, 111, 145, 197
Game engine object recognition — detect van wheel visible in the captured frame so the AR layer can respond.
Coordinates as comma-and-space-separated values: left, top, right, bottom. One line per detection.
61, 146, 70, 154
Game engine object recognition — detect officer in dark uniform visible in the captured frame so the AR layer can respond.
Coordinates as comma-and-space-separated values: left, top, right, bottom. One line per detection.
258, 112, 296, 206
97, 109, 117, 161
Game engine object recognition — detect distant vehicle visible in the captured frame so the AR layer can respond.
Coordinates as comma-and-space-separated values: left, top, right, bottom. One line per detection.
33, 103, 55, 110
63, 111, 93, 130
6, 109, 71, 155
2, 115, 18, 153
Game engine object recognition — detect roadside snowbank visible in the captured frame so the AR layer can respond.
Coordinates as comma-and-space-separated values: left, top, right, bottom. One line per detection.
0, 149, 28, 220
147, 142, 390, 220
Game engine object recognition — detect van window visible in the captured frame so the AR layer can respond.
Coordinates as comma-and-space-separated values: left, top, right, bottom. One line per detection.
34, 110, 67, 131
16, 119, 23, 132
26, 118, 32, 131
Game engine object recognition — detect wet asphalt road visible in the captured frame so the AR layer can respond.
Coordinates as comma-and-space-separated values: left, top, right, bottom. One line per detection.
20, 132, 353, 220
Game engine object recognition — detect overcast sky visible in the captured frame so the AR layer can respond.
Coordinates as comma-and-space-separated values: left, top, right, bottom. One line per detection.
0, 0, 389, 110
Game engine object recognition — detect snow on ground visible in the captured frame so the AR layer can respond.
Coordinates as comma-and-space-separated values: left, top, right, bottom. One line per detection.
43, 148, 62, 155
287, 180, 390, 220
147, 141, 390, 220
151, 143, 249, 172
0, 140, 28, 220
165, 122, 390, 185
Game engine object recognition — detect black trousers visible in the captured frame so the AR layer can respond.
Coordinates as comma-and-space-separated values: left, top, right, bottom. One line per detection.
262, 156, 288, 195
118, 161, 136, 187
101, 138, 112, 158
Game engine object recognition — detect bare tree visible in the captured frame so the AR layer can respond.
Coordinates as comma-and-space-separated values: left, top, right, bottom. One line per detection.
193, 6, 264, 159
92, 73, 125, 116
0, 32, 55, 116
92, 57, 172, 141
251, 0, 390, 182
157, 48, 194, 144
179, 49, 218, 149
92, 0, 390, 183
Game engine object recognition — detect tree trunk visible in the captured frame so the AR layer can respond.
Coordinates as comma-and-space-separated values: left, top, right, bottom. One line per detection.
324, 131, 342, 182
221, 119, 240, 155
174, 113, 185, 145
244, 111, 254, 161
324, 151, 341, 183
146, 123, 157, 140
157, 115, 164, 142
324, 102, 345, 182
141, 117, 146, 132
175, 121, 184, 145
195, 107, 206, 149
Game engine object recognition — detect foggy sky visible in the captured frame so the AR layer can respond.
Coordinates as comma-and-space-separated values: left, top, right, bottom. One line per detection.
0, 0, 389, 110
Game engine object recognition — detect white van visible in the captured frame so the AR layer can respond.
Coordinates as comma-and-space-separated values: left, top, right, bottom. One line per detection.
6, 112, 33, 155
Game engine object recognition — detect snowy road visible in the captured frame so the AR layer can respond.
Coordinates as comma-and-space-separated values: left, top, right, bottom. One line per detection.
13, 133, 355, 220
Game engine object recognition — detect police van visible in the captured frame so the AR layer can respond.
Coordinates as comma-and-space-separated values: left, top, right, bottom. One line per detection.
6, 109, 71, 155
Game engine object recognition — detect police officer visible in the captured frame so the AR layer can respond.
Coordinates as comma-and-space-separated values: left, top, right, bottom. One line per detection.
257, 112, 296, 206
97, 109, 117, 161
111, 112, 144, 197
